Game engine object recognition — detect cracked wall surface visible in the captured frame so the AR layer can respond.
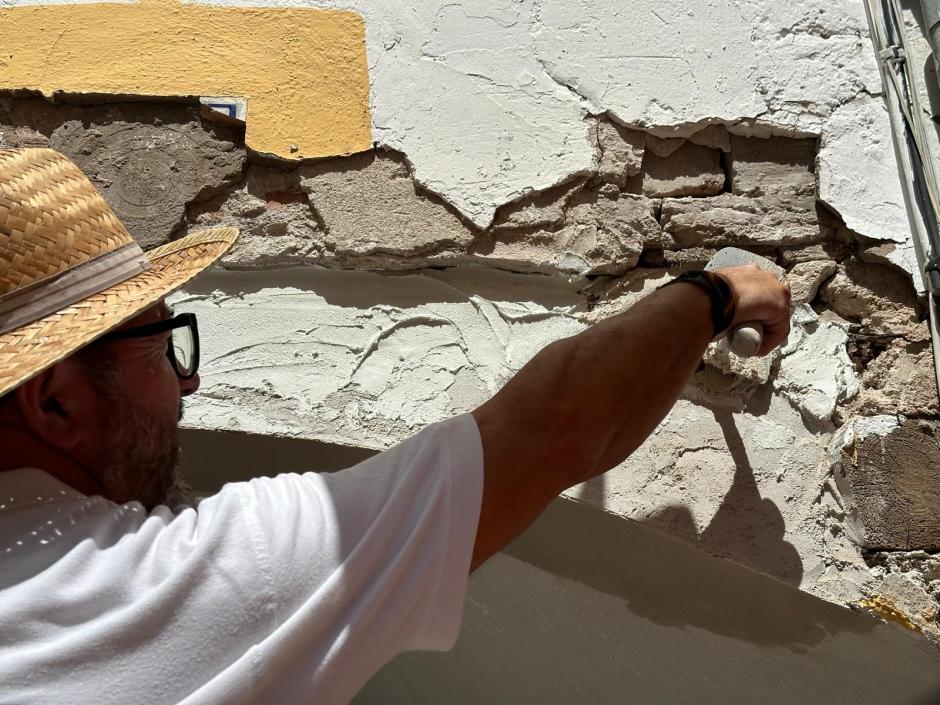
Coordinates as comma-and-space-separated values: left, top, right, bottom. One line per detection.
4, 0, 940, 659
183, 0, 911, 276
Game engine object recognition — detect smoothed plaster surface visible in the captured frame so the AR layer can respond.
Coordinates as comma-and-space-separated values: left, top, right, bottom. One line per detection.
0, 0, 371, 159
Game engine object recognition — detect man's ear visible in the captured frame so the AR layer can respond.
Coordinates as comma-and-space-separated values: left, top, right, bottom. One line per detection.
12, 359, 90, 451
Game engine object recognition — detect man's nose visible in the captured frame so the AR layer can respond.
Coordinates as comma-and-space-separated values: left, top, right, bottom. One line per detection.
179, 373, 200, 397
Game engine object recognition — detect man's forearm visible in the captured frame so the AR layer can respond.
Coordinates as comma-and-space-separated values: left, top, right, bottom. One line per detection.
469, 282, 713, 567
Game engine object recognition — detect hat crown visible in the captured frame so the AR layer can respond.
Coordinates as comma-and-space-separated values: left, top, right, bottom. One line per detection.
0, 148, 137, 298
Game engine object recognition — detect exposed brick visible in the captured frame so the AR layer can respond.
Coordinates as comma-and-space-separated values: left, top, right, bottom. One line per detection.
855, 340, 940, 417
185, 164, 322, 268
819, 260, 926, 341
660, 194, 821, 248
491, 178, 586, 231
595, 119, 644, 188
730, 135, 816, 199
641, 142, 725, 198
687, 124, 732, 153
786, 260, 837, 305
301, 152, 475, 262
474, 190, 663, 276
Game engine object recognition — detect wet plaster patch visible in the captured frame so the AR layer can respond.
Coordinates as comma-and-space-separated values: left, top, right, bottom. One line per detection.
172, 267, 585, 449
775, 305, 859, 426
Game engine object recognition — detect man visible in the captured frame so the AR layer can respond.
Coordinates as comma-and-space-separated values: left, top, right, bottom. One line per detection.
0, 149, 790, 704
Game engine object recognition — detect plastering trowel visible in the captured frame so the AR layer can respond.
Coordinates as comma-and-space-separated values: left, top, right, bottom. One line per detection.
704, 247, 786, 358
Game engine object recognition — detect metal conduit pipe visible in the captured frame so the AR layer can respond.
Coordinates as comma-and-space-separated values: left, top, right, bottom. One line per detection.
917, 0, 940, 305
922, 0, 940, 47
867, 0, 940, 397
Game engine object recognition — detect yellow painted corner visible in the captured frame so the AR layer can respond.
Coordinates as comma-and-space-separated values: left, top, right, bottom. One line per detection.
858, 595, 923, 634
0, 0, 372, 159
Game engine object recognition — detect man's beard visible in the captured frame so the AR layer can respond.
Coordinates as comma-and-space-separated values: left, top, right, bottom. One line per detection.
95, 393, 191, 511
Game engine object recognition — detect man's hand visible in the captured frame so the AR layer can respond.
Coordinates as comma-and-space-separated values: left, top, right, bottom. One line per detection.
469, 264, 792, 571
714, 264, 792, 356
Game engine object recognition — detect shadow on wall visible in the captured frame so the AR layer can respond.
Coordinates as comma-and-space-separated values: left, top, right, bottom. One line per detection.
179, 427, 377, 494
576, 402, 804, 587
645, 407, 804, 587
506, 496, 861, 653
364, 500, 940, 705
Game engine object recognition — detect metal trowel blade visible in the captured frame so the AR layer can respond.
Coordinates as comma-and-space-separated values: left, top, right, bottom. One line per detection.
704, 247, 785, 280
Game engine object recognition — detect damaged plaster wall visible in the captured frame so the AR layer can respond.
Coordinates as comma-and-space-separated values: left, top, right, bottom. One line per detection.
3, 0, 940, 664
188, 0, 914, 280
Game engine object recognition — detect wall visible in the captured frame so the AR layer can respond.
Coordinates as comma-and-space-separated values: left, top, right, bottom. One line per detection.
358, 498, 940, 705
3, 0, 940, 694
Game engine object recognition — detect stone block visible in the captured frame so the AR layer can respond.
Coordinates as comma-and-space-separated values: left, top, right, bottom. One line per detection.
185, 165, 323, 268
687, 124, 731, 153
644, 134, 685, 158
301, 152, 475, 265
474, 192, 663, 276
0, 124, 48, 148
491, 178, 585, 231
660, 194, 821, 248
832, 417, 940, 551
819, 260, 926, 341
639, 248, 718, 269
641, 142, 725, 198
49, 119, 245, 249
595, 119, 645, 188
786, 260, 837, 305
730, 135, 816, 199
855, 340, 940, 417
778, 242, 850, 267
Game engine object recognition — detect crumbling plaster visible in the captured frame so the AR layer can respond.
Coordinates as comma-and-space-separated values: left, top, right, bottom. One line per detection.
5, 0, 913, 270
201, 0, 909, 276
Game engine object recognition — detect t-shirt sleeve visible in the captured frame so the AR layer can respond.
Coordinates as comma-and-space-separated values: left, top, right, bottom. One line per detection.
199, 412, 485, 701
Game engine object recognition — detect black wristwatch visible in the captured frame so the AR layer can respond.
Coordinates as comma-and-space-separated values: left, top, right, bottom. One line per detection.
658, 270, 736, 337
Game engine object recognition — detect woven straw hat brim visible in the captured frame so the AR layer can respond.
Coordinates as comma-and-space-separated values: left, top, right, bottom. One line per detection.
0, 227, 237, 398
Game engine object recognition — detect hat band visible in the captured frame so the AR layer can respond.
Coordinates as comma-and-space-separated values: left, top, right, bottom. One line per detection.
0, 243, 150, 336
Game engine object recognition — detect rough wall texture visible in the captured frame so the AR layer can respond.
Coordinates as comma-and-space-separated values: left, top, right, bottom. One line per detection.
2, 0, 939, 649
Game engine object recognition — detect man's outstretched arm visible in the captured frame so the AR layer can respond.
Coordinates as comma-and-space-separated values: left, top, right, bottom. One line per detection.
469, 265, 791, 570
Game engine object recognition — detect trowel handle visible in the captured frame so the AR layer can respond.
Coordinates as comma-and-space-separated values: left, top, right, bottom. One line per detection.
727, 321, 764, 358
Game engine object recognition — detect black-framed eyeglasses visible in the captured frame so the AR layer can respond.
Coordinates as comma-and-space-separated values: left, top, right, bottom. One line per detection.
101, 313, 200, 379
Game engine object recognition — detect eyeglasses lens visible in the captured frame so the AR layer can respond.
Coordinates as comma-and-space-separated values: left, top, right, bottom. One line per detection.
172, 325, 196, 376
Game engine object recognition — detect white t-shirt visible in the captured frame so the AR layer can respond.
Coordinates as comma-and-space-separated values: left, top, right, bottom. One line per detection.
0, 414, 484, 705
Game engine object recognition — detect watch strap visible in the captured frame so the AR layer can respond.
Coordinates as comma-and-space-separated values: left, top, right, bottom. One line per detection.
658, 270, 736, 337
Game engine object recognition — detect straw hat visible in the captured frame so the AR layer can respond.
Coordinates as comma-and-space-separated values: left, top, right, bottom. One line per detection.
0, 148, 237, 398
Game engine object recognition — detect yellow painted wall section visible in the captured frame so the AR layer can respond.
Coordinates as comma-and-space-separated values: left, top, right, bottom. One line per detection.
0, 0, 372, 159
